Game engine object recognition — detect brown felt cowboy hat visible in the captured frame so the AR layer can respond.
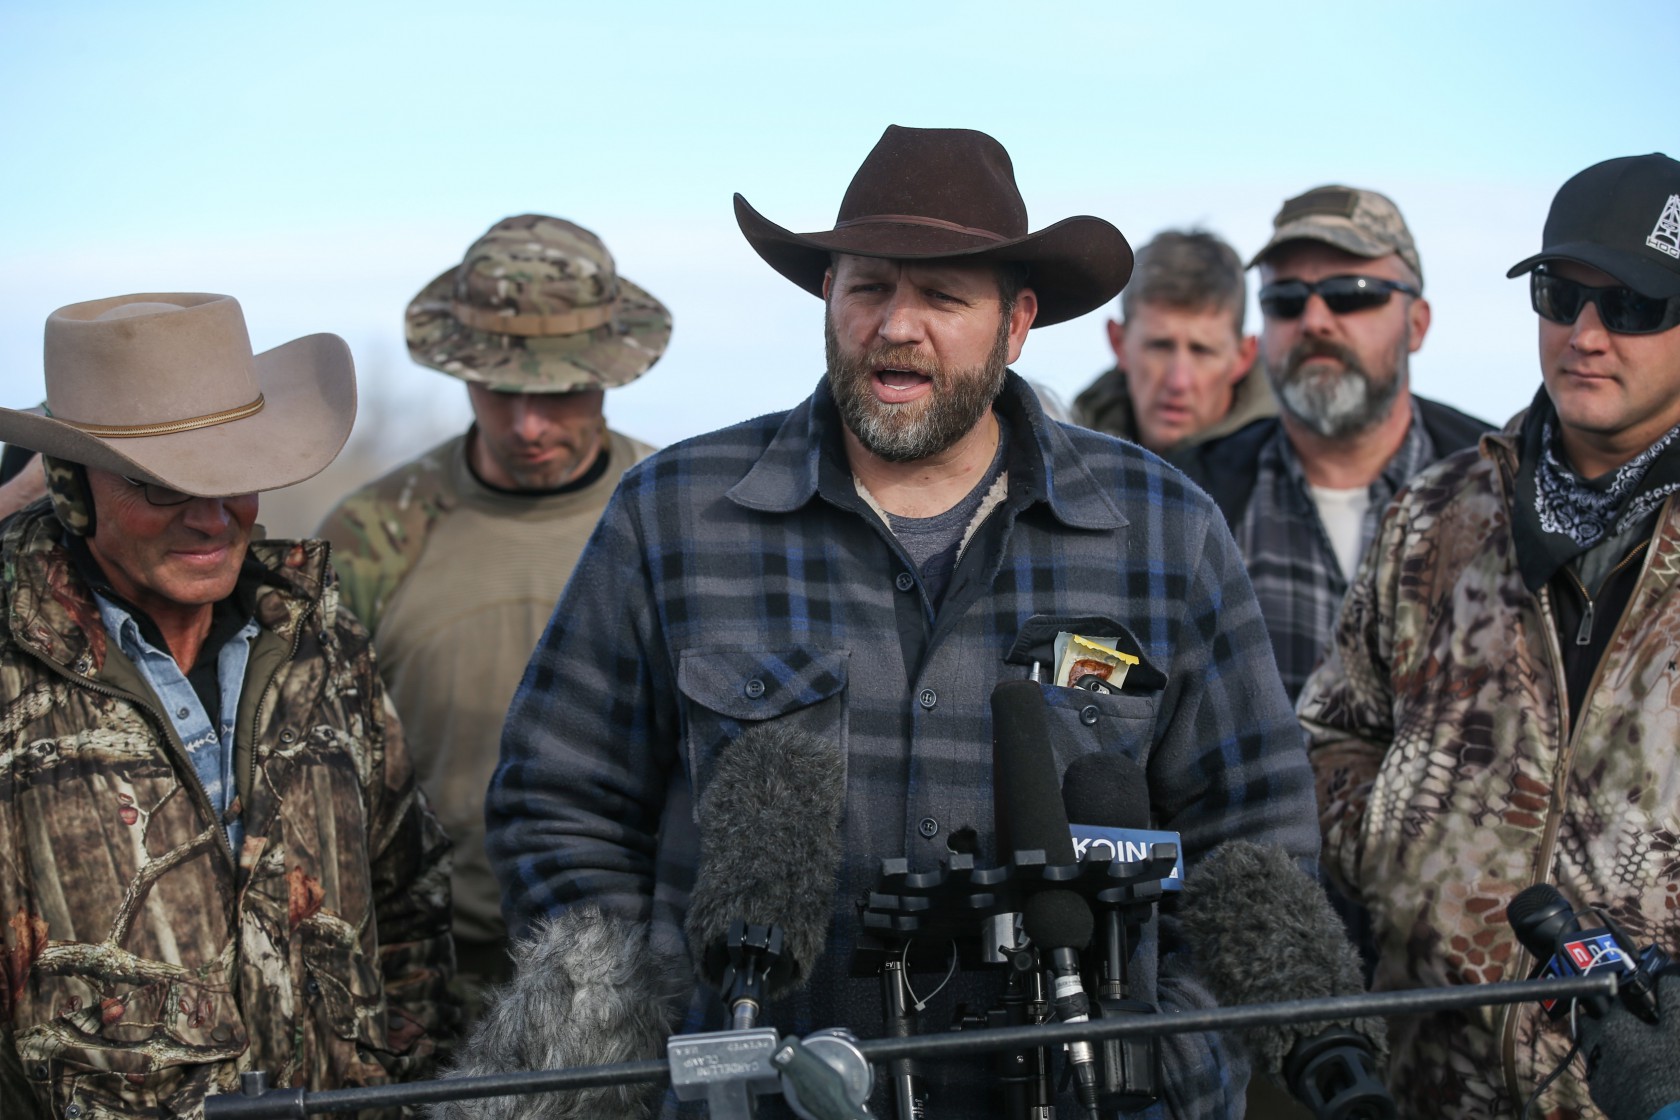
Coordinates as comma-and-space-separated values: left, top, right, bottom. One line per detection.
734, 125, 1133, 328
0, 293, 355, 496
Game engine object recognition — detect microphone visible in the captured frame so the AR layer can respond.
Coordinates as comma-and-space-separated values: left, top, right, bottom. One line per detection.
1507, 882, 1669, 1024
685, 722, 846, 1029
1061, 751, 1162, 1111
429, 905, 689, 1120
991, 679, 1100, 1118
1179, 840, 1394, 1120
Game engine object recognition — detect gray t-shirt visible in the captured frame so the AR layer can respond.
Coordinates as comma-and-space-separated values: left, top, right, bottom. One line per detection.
886, 417, 1010, 605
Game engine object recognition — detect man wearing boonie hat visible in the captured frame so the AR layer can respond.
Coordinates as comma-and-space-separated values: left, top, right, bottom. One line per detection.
1175, 184, 1490, 702
487, 125, 1320, 1118
317, 214, 668, 1019
1301, 153, 1680, 1118
0, 294, 455, 1115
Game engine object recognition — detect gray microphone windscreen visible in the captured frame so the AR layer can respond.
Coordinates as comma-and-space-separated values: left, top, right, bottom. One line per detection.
429, 905, 688, 1120
1178, 840, 1387, 1077
685, 722, 846, 997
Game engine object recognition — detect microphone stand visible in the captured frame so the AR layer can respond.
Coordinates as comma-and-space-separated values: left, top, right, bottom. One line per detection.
882, 957, 928, 1120
207, 974, 1619, 1119
1088, 885, 1161, 1113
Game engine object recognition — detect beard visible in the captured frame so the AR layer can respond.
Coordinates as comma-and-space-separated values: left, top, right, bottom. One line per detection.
1270, 331, 1408, 440
824, 312, 1012, 463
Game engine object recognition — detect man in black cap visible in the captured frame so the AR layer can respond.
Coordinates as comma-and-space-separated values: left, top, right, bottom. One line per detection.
487, 125, 1319, 1118
1301, 153, 1680, 1117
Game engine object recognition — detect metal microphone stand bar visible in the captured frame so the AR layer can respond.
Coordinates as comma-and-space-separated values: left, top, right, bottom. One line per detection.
206, 974, 1616, 1117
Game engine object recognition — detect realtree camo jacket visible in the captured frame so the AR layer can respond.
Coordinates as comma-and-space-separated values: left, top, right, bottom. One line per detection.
0, 506, 456, 1119
1300, 418, 1680, 1119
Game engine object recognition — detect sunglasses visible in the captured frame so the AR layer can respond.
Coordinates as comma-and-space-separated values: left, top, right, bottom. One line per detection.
1530, 271, 1680, 336
1258, 275, 1420, 320
122, 476, 194, 507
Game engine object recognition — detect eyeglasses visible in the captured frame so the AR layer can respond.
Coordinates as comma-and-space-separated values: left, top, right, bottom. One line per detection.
1530, 271, 1680, 336
122, 476, 194, 507
1258, 275, 1421, 320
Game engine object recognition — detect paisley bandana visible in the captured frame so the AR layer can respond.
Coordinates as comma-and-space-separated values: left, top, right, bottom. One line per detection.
1514, 388, 1680, 590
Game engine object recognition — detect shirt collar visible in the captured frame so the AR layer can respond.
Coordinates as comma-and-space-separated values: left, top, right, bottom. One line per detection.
728, 371, 1125, 531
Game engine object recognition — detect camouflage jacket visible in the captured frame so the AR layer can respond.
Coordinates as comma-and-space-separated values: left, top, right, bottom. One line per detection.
1299, 417, 1680, 1119
316, 428, 653, 637
0, 505, 456, 1119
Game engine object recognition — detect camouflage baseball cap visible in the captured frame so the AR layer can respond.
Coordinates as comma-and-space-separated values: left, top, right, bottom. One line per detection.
1249, 185, 1423, 288
406, 214, 672, 392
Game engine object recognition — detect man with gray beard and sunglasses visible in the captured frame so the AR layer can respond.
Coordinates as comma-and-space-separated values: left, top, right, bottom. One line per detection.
1175, 184, 1490, 702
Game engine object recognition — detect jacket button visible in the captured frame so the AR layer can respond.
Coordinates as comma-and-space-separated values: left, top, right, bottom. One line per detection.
176, 706, 190, 719
306, 977, 321, 996
744, 678, 766, 699
211, 1025, 233, 1043
1080, 705, 1100, 726
279, 728, 297, 743
917, 817, 939, 839
31, 1063, 46, 1080
895, 572, 915, 592
65, 1106, 82, 1119
919, 689, 938, 710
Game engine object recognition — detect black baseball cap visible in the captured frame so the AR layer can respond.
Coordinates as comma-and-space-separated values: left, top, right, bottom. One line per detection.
1507, 152, 1680, 298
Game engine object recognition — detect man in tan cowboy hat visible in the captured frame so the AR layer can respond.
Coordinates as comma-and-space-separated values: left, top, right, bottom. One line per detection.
0, 294, 456, 1115
317, 214, 669, 1019
485, 126, 1320, 1117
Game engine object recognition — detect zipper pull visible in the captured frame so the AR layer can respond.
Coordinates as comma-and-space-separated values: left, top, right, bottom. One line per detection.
1576, 600, 1595, 646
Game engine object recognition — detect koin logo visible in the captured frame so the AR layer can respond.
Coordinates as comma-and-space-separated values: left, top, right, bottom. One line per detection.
1649, 194, 1680, 260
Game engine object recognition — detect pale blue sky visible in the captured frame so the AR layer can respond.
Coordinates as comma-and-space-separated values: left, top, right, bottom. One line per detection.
3, 0, 1677, 518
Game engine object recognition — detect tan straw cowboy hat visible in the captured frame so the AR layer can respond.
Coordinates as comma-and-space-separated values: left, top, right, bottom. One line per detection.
0, 293, 355, 496
734, 125, 1133, 327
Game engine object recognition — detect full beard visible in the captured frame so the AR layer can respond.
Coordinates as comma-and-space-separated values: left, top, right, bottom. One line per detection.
824, 313, 1011, 463
1271, 333, 1407, 440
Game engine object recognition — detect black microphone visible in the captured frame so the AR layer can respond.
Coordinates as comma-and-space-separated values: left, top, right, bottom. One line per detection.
428, 905, 689, 1120
1061, 751, 1162, 1111
685, 722, 846, 1029
991, 679, 1100, 1118
1507, 882, 1665, 1024
1179, 840, 1394, 1120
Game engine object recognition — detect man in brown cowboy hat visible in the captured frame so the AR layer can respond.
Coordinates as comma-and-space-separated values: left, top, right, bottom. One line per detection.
485, 126, 1319, 1118
317, 214, 669, 1020
0, 294, 456, 1115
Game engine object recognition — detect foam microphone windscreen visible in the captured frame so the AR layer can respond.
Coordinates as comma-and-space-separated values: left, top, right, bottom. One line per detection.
429, 906, 689, 1120
684, 722, 846, 997
991, 679, 1076, 865
1062, 751, 1151, 831
1178, 840, 1388, 1077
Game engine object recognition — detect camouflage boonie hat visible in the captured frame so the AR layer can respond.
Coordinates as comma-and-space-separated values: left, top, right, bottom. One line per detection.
1249, 185, 1424, 288
406, 214, 672, 392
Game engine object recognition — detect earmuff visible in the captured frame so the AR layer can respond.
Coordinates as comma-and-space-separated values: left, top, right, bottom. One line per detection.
41, 455, 95, 537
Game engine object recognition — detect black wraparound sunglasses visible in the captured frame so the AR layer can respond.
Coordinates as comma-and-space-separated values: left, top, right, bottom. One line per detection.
1257, 275, 1421, 320
1530, 270, 1680, 336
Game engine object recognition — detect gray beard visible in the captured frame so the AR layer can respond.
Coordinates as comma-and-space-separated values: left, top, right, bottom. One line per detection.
824, 313, 1011, 463
1271, 334, 1407, 440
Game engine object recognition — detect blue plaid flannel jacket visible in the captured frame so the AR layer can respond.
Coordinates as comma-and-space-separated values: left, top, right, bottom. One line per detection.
488, 374, 1318, 1118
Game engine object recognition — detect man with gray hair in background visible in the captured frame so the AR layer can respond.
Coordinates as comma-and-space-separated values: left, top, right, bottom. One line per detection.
1175, 186, 1490, 701
1073, 228, 1273, 452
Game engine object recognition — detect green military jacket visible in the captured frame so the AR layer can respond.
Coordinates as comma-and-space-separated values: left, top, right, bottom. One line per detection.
0, 505, 456, 1118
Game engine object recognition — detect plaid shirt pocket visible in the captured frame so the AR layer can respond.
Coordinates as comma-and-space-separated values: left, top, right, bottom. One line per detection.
675, 647, 850, 802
